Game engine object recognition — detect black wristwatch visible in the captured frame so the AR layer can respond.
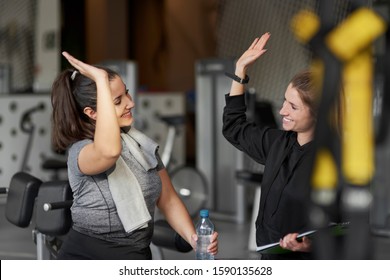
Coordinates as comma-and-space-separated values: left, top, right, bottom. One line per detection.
225, 72, 250, 84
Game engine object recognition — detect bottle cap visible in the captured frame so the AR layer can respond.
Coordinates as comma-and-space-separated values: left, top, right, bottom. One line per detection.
200, 209, 209, 218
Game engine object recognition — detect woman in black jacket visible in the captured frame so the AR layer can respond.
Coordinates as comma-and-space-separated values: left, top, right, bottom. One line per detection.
223, 32, 319, 259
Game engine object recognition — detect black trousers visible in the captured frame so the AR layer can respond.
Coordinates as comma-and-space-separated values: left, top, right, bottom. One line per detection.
57, 228, 152, 260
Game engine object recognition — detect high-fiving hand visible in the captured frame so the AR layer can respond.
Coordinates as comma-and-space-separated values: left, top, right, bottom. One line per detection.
62, 51, 108, 82
236, 32, 271, 73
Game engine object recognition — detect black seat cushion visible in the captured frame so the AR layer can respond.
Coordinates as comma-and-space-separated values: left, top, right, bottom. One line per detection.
6, 172, 42, 227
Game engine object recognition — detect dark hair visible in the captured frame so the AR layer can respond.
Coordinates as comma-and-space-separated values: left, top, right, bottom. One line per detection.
51, 66, 118, 153
290, 70, 318, 119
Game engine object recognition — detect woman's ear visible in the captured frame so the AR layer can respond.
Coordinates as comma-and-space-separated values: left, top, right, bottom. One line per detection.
83, 107, 97, 120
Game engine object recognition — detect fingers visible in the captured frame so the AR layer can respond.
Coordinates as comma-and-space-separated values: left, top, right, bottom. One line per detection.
248, 37, 260, 50
62, 51, 84, 71
208, 243, 218, 255
255, 32, 271, 51
62, 51, 108, 82
300, 236, 312, 252
279, 233, 299, 251
248, 32, 270, 51
62, 51, 76, 64
192, 232, 218, 255
211, 231, 219, 254
208, 232, 219, 255
210, 231, 219, 242
279, 233, 312, 252
62, 51, 69, 58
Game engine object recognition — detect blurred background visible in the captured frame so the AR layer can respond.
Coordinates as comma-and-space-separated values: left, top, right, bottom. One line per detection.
1, 0, 390, 260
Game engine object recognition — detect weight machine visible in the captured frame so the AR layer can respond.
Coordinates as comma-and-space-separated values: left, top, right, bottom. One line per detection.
291, 0, 388, 259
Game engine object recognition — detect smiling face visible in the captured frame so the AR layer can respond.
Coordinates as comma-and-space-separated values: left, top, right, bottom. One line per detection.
279, 83, 316, 145
110, 76, 135, 127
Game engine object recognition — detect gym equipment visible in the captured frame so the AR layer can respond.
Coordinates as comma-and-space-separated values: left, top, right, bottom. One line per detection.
291, 0, 387, 259
5, 172, 41, 228
158, 115, 208, 218
195, 58, 239, 220
5, 172, 71, 259
19, 103, 46, 172
5, 171, 192, 259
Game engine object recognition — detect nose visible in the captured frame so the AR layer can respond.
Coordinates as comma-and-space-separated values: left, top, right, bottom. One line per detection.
125, 96, 135, 109
279, 102, 287, 116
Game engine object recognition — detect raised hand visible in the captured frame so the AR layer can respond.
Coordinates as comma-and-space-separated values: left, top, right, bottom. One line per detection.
62, 51, 108, 82
236, 32, 271, 73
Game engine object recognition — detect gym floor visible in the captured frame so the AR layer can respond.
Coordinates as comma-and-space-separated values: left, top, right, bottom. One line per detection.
1, 194, 390, 260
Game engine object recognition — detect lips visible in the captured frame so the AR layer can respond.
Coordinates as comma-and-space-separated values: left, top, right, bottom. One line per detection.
122, 111, 132, 118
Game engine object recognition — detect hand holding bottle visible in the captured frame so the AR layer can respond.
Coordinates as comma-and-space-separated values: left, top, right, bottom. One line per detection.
193, 209, 218, 260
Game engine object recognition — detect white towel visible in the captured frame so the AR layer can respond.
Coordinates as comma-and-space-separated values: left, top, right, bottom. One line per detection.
107, 127, 159, 233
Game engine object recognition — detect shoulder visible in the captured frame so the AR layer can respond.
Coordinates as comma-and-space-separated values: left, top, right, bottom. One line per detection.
68, 139, 93, 155
68, 139, 93, 176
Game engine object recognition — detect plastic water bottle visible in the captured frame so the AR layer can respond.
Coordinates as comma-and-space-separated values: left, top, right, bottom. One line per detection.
195, 209, 214, 260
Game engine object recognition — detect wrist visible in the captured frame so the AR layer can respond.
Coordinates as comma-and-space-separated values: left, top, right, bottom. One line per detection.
225, 72, 250, 84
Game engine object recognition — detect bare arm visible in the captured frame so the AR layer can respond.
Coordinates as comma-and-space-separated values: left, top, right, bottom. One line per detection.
62, 52, 122, 175
156, 169, 218, 255
229, 32, 271, 96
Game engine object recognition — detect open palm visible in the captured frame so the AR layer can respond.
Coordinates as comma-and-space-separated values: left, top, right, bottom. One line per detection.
236, 32, 271, 70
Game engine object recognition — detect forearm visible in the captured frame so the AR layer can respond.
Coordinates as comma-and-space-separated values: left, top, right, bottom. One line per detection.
94, 79, 122, 158
162, 197, 195, 245
228, 64, 247, 96
157, 169, 196, 245
222, 93, 248, 146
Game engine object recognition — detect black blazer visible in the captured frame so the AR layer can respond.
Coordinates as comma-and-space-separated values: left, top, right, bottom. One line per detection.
222, 94, 315, 252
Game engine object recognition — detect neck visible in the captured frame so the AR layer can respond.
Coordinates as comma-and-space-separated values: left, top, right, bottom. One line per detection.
297, 132, 314, 146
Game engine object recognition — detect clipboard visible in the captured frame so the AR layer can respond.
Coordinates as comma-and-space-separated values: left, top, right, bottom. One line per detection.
256, 222, 349, 254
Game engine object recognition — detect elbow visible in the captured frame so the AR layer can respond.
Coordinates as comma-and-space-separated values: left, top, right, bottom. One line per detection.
222, 128, 228, 139
103, 148, 121, 160
97, 150, 121, 169
222, 127, 233, 142
222, 124, 229, 138
97, 143, 122, 161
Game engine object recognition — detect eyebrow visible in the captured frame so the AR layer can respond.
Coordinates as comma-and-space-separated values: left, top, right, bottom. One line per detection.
113, 87, 127, 99
285, 98, 300, 109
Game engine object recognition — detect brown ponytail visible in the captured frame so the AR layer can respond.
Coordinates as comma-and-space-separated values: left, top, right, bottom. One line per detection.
51, 67, 118, 152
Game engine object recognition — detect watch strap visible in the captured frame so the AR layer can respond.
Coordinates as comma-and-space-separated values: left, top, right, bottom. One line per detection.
224, 72, 250, 84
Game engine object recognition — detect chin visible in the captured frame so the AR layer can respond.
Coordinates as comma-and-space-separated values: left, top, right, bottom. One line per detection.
121, 118, 134, 127
282, 124, 291, 131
